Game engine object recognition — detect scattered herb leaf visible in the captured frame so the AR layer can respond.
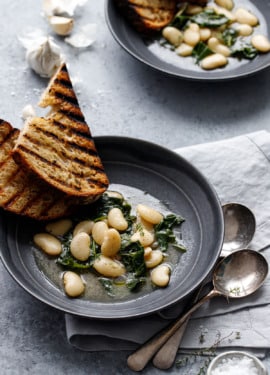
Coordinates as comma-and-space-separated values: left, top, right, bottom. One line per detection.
231, 42, 258, 59
222, 28, 238, 47
191, 9, 229, 28
155, 214, 185, 252
98, 277, 115, 297
192, 42, 213, 63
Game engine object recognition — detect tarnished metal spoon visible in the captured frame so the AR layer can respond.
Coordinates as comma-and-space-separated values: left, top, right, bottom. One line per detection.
127, 249, 268, 372
152, 203, 256, 369
221, 203, 256, 257
152, 286, 203, 370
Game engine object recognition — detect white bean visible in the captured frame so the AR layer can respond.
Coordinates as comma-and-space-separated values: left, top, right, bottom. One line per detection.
151, 265, 171, 287
175, 43, 193, 57
208, 37, 231, 57
70, 232, 91, 261
131, 228, 154, 247
136, 204, 163, 225
108, 207, 128, 231
63, 271, 85, 297
162, 26, 183, 47
188, 23, 200, 32
201, 53, 228, 70
105, 191, 124, 200
92, 221, 108, 245
184, 28, 200, 47
136, 215, 154, 231
93, 255, 126, 277
251, 34, 270, 53
234, 8, 258, 26
199, 28, 212, 42
45, 219, 72, 236
33, 233, 62, 256
101, 228, 121, 257
214, 0, 234, 11
144, 246, 152, 259
145, 250, 163, 269
235, 24, 253, 37
212, 6, 236, 22
73, 220, 94, 237
185, 5, 203, 15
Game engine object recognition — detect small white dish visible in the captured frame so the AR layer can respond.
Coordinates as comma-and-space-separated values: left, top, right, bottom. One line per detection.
207, 351, 268, 375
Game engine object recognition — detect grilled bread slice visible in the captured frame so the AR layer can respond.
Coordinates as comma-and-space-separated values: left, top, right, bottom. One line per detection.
114, 0, 177, 34
13, 63, 109, 203
0, 119, 76, 220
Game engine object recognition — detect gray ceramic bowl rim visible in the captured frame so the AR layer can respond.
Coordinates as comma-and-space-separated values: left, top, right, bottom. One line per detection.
207, 351, 268, 375
105, 0, 270, 81
0, 136, 224, 319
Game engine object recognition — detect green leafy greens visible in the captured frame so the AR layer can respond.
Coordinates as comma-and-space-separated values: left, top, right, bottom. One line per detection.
192, 42, 213, 63
231, 42, 258, 60
157, 3, 261, 70
191, 9, 229, 28
155, 214, 186, 252
56, 192, 186, 296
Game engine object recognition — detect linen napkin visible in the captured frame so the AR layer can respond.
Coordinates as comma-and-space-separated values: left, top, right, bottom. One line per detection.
65, 130, 270, 353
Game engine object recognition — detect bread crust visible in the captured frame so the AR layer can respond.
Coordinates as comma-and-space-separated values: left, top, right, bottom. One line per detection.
13, 63, 109, 200
0, 119, 77, 221
114, 0, 177, 34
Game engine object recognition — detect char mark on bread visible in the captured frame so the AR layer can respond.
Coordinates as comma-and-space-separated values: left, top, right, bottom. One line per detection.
39, 63, 86, 123
12, 63, 109, 200
0, 120, 76, 220
114, 0, 176, 34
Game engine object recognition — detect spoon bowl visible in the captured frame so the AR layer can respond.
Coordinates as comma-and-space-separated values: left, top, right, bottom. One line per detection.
214, 249, 268, 297
221, 203, 256, 257
127, 249, 268, 372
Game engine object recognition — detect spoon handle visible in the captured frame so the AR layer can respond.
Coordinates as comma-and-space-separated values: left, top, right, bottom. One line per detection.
127, 289, 219, 372
152, 281, 210, 369
152, 317, 190, 369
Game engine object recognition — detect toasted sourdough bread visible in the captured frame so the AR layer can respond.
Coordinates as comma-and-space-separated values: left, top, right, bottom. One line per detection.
13, 63, 109, 202
0, 120, 77, 220
114, 0, 177, 34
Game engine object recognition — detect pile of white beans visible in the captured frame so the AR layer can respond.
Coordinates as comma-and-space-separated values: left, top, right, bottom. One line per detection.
33, 192, 173, 298
161, 0, 270, 70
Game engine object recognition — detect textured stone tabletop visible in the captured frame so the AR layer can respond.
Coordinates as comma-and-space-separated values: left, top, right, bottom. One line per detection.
1, 1, 270, 374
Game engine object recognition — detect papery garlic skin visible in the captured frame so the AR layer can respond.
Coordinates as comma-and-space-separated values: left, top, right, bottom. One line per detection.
65, 23, 97, 48
42, 0, 88, 17
26, 37, 64, 78
22, 104, 36, 120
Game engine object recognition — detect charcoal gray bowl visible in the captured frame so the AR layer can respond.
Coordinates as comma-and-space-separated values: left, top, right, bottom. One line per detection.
0, 136, 224, 319
105, 0, 270, 81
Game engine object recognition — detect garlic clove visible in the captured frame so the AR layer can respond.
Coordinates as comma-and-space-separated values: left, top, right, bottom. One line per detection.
49, 15, 74, 36
42, 0, 88, 17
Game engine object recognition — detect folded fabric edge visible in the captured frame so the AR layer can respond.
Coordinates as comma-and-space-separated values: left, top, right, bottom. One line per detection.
173, 130, 269, 155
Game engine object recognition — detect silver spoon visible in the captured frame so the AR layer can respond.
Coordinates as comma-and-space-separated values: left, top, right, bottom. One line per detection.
127, 249, 268, 372
152, 202, 256, 369
221, 203, 256, 257
152, 285, 203, 370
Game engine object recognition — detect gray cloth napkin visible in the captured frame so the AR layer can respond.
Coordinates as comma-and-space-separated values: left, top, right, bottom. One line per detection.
65, 130, 270, 353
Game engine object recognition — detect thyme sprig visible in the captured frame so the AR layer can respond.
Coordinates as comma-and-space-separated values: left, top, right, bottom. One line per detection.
175, 330, 240, 375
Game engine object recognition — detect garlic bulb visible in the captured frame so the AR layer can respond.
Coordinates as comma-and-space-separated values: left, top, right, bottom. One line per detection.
25, 37, 63, 78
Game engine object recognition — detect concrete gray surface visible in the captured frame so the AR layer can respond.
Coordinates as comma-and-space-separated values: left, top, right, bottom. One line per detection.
1, 1, 270, 374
